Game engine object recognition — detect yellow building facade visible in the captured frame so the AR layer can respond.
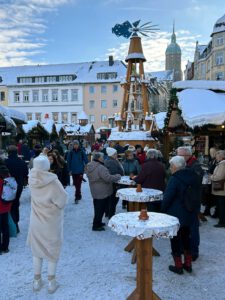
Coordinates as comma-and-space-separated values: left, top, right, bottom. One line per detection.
193, 14, 225, 80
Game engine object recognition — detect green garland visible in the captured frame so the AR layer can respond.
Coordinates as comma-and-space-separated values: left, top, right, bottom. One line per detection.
164, 88, 182, 130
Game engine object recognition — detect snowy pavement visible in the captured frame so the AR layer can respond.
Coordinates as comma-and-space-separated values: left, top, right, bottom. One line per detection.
1, 178, 225, 300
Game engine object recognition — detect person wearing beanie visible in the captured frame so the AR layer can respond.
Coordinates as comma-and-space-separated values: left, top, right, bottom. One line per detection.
0, 159, 11, 255
67, 140, 88, 204
27, 155, 67, 294
5, 145, 28, 233
104, 147, 124, 218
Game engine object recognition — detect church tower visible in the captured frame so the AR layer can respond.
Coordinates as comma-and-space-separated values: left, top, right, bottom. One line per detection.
165, 23, 182, 81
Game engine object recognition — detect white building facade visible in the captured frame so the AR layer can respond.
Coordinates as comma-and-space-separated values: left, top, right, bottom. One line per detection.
0, 58, 127, 129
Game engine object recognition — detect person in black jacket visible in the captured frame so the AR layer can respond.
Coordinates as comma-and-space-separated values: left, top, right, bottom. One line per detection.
162, 156, 199, 275
5, 145, 28, 233
177, 146, 204, 261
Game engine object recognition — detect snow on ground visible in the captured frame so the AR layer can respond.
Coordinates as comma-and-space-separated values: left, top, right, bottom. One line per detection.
1, 178, 225, 300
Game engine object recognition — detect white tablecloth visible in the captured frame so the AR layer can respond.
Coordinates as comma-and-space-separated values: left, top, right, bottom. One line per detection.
108, 212, 179, 240
117, 176, 136, 186
116, 188, 163, 202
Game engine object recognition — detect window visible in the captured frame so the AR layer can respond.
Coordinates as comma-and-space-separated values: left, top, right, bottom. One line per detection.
113, 85, 118, 93
23, 91, 29, 103
52, 112, 59, 122
215, 52, 224, 65
61, 112, 68, 123
101, 85, 107, 94
89, 100, 95, 109
35, 77, 45, 83
35, 113, 41, 121
97, 72, 117, 80
46, 76, 56, 83
101, 100, 107, 108
42, 90, 49, 102
52, 89, 58, 102
71, 113, 77, 123
14, 91, 20, 103
59, 75, 73, 82
200, 63, 206, 77
112, 99, 118, 108
71, 89, 78, 101
61, 89, 68, 102
26, 113, 32, 120
216, 36, 224, 46
101, 114, 107, 122
89, 115, 95, 123
18, 77, 32, 84
32, 90, 39, 102
89, 86, 95, 94
0, 91, 6, 102
215, 72, 224, 80
207, 60, 210, 71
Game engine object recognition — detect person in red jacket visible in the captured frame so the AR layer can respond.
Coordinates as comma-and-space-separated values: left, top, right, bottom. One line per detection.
135, 144, 146, 165
0, 160, 12, 254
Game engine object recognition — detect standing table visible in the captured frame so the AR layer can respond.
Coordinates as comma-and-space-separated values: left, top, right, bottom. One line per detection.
116, 187, 163, 262
109, 212, 179, 300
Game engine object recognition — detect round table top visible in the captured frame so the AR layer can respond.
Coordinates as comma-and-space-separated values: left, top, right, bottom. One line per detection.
108, 212, 179, 240
117, 176, 136, 186
116, 187, 163, 202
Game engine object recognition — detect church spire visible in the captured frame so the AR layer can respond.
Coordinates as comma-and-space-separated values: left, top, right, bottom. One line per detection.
171, 21, 176, 43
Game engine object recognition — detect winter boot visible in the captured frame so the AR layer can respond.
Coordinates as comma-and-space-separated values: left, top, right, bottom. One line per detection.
33, 277, 43, 292
183, 252, 192, 273
48, 278, 59, 294
169, 256, 183, 275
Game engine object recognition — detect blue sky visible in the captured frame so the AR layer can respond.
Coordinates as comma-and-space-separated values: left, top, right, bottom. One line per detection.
0, 0, 224, 71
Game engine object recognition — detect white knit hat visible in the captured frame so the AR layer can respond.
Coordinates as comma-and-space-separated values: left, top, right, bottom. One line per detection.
106, 147, 117, 157
33, 154, 50, 171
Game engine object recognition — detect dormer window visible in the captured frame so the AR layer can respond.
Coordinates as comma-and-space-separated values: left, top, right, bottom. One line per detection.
97, 72, 117, 80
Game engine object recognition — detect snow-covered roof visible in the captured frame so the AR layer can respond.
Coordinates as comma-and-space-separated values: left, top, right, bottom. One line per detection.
0, 60, 127, 86
64, 123, 94, 136
43, 119, 54, 134
77, 111, 88, 120
22, 120, 40, 133
108, 131, 155, 141
154, 112, 167, 129
173, 80, 225, 92
147, 70, 174, 81
0, 105, 26, 123
125, 53, 146, 62
211, 14, 225, 36
177, 89, 225, 128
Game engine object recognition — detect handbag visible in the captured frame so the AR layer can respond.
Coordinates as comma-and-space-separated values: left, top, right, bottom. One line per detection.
212, 179, 225, 191
8, 213, 17, 238
2, 177, 18, 202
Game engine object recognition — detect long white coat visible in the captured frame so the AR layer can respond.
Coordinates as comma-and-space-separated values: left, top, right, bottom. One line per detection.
27, 169, 67, 261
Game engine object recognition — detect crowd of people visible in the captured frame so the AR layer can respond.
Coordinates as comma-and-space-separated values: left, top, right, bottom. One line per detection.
0, 138, 224, 294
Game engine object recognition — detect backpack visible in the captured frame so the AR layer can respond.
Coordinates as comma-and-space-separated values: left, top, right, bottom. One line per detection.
1, 177, 18, 202
174, 175, 199, 212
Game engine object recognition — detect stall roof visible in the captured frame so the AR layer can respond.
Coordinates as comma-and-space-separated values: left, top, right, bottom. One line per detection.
108, 131, 155, 141
22, 120, 47, 133
177, 88, 225, 128
173, 80, 225, 92
0, 105, 27, 123
154, 112, 167, 129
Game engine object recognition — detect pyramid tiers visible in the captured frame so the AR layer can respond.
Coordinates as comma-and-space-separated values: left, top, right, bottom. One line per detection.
125, 36, 146, 62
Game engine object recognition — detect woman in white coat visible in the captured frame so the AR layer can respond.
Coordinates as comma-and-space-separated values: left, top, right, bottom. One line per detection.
27, 155, 67, 293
